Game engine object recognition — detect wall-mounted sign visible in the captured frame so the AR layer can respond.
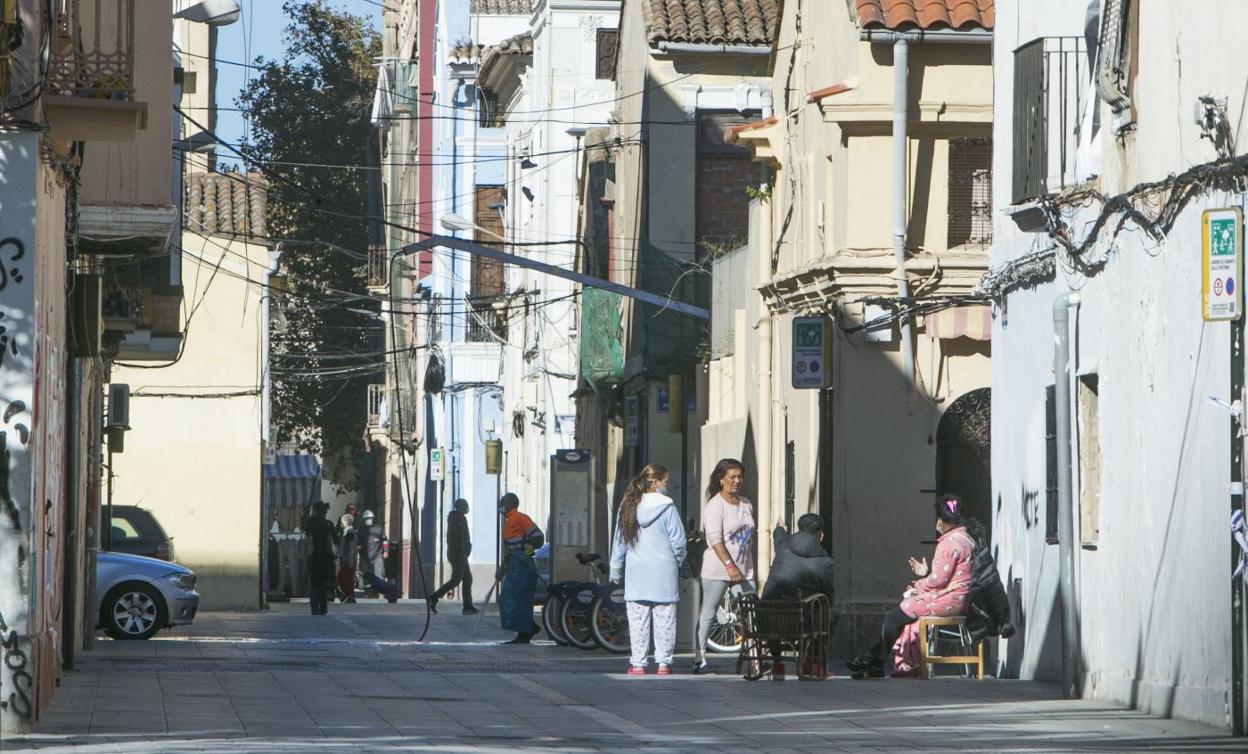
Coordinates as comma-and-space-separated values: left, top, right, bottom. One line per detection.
1203, 207, 1243, 321
792, 317, 832, 389
430, 447, 445, 482
624, 395, 639, 447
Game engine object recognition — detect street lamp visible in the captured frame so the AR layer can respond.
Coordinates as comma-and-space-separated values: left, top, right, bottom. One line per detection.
173, 0, 241, 25
439, 212, 504, 241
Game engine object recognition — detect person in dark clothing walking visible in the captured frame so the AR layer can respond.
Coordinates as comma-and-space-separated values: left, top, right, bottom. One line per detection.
305, 501, 336, 615
761, 513, 835, 602
358, 509, 399, 603
430, 499, 477, 615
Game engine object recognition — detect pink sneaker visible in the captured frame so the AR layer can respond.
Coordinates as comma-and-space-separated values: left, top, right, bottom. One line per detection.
656, 665, 672, 675
626, 666, 646, 676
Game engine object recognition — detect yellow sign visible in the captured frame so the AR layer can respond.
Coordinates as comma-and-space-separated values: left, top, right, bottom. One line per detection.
1203, 207, 1243, 321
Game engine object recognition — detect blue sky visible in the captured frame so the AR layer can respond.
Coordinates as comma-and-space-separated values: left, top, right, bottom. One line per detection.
213, 0, 382, 166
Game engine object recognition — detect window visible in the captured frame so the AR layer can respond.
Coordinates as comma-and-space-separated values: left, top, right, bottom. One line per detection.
1012, 37, 1087, 203
1045, 384, 1058, 544
596, 29, 618, 81
468, 186, 508, 342
109, 517, 141, 542
1078, 374, 1100, 545
947, 138, 992, 249
478, 87, 502, 128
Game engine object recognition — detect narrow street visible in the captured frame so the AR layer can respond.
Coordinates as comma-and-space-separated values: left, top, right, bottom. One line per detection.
3, 602, 1241, 754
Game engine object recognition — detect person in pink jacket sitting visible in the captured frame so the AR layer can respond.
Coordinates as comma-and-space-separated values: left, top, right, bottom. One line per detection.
847, 495, 976, 679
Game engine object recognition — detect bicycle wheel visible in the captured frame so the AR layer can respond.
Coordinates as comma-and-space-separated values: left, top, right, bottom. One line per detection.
705, 594, 744, 653
590, 587, 630, 654
560, 584, 598, 650
542, 593, 569, 646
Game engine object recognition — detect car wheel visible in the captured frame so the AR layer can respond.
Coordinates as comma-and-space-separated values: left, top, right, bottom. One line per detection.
103, 582, 166, 640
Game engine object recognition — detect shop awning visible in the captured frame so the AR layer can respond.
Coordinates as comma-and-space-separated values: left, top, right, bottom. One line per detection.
925, 305, 992, 341
263, 454, 321, 509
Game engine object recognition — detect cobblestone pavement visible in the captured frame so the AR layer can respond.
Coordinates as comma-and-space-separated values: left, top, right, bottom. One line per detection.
4, 601, 1245, 753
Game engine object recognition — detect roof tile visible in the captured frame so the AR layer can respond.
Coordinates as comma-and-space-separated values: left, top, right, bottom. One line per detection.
642, 0, 780, 47
855, 0, 994, 31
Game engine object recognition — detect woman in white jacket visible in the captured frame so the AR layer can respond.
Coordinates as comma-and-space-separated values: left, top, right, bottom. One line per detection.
609, 463, 687, 675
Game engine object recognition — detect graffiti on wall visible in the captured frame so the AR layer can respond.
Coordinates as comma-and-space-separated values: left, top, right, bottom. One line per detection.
0, 133, 40, 733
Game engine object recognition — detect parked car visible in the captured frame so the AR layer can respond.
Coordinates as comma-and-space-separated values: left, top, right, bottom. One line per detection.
105, 505, 175, 561
96, 552, 199, 640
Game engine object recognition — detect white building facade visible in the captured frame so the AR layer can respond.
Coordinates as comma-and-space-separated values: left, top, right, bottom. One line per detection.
989, 0, 1248, 731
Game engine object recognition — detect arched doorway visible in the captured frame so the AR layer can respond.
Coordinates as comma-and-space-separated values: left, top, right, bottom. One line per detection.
936, 387, 992, 544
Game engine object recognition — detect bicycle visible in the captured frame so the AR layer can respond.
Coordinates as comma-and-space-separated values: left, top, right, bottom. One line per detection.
704, 584, 750, 653
556, 553, 630, 653
542, 553, 622, 650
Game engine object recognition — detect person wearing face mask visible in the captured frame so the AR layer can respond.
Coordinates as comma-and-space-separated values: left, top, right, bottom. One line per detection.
692, 458, 756, 674
498, 493, 544, 643
846, 494, 976, 679
609, 464, 687, 675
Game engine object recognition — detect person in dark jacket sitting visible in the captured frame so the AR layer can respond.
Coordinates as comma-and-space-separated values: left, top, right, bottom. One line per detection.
762, 513, 835, 602
760, 514, 836, 677
964, 519, 1015, 642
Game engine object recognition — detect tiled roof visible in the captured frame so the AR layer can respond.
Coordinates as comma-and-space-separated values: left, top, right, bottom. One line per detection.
641, 0, 780, 47
184, 172, 267, 240
469, 0, 533, 14
478, 32, 534, 83
855, 0, 994, 31
448, 42, 485, 64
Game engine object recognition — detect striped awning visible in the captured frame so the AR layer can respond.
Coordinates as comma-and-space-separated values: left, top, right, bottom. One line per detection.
263, 454, 322, 509
924, 305, 992, 341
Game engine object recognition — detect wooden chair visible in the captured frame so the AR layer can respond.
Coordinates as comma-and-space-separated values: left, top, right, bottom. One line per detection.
917, 615, 984, 679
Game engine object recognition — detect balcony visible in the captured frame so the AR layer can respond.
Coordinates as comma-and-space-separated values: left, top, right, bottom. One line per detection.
101, 283, 146, 332
1012, 37, 1089, 205
42, 0, 147, 142
465, 295, 509, 343
367, 244, 388, 291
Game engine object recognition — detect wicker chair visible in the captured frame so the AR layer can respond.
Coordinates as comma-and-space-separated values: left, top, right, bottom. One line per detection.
738, 593, 837, 680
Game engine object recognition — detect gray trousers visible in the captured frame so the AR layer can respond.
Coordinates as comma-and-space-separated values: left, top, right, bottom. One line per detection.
694, 578, 755, 663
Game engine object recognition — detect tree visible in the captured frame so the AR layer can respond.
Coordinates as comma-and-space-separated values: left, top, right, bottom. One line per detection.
238, 1, 382, 489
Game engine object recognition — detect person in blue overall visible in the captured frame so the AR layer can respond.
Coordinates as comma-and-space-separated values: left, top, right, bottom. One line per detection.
498, 493, 544, 644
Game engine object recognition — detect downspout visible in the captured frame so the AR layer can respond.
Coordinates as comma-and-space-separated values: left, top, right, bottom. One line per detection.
260, 249, 281, 609
892, 38, 914, 390
756, 190, 775, 584
1054, 291, 1082, 698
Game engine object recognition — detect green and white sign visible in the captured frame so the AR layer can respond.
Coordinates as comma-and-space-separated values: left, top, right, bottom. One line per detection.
1202, 207, 1243, 321
792, 317, 832, 389
430, 447, 445, 482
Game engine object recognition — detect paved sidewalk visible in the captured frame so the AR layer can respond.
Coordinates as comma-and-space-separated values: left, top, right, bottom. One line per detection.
3, 601, 1245, 753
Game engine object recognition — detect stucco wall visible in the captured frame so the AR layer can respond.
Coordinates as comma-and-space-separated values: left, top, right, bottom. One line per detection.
989, 0, 1248, 729
111, 232, 269, 611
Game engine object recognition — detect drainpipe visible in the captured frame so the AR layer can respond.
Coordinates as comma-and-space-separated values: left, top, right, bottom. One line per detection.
756, 190, 775, 584
892, 38, 914, 390
1054, 291, 1082, 698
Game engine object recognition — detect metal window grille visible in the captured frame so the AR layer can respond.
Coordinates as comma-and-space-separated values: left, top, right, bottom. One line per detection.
596, 29, 618, 80
367, 244, 387, 288
947, 138, 992, 249
367, 383, 385, 428
1012, 37, 1086, 204
478, 87, 502, 128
